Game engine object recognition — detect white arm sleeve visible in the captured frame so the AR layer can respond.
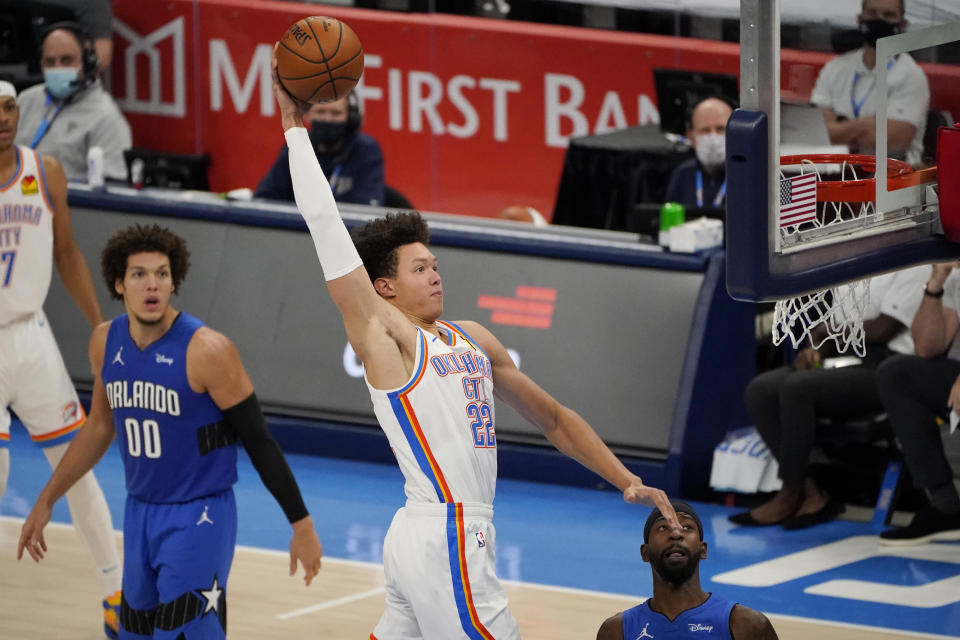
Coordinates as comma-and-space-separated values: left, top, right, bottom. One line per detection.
286, 127, 363, 281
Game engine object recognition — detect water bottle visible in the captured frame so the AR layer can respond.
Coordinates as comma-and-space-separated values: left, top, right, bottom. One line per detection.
659, 201, 686, 247
86, 146, 105, 188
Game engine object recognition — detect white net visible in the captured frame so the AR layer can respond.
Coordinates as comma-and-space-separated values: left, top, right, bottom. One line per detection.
774, 158, 876, 356
772, 279, 871, 357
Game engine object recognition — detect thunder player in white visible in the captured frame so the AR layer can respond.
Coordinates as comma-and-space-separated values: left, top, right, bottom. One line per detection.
270, 49, 680, 639
0, 80, 123, 637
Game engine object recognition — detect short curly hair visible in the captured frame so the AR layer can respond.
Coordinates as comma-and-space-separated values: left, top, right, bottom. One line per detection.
351, 211, 430, 282
101, 224, 191, 301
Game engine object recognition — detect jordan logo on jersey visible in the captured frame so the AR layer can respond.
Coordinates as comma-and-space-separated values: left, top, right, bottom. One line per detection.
112, 347, 125, 366
20, 176, 38, 196
635, 623, 654, 639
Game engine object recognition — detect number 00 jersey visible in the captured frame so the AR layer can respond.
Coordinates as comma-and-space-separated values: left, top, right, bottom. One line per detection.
365, 320, 498, 505
0, 146, 54, 326
102, 312, 237, 503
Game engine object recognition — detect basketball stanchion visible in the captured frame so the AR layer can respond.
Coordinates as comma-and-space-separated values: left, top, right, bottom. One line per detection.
772, 154, 938, 356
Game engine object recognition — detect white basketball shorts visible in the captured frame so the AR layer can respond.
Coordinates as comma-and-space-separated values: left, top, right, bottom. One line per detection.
0, 310, 85, 448
370, 502, 520, 640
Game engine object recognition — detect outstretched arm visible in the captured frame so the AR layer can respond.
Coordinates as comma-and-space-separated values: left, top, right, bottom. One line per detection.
188, 327, 323, 585
18, 323, 116, 561
46, 155, 103, 327
460, 321, 679, 529
271, 44, 402, 363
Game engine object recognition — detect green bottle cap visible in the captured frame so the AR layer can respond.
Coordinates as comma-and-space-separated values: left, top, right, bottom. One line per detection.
660, 202, 686, 230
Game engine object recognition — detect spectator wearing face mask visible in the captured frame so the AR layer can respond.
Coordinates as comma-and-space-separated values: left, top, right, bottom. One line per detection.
255, 94, 385, 206
15, 22, 131, 182
663, 97, 732, 210
811, 0, 928, 166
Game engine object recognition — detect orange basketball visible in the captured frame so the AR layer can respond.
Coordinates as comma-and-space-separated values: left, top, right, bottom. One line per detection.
277, 17, 364, 104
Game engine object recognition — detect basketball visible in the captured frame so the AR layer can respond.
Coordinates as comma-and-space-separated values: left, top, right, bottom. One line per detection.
277, 16, 364, 104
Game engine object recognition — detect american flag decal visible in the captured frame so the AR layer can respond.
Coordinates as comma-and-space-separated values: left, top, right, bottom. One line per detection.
779, 172, 818, 228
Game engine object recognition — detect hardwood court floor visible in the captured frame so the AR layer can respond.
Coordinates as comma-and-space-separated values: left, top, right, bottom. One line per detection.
0, 518, 935, 640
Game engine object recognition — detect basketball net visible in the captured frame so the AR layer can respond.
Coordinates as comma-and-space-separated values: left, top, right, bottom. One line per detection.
773, 159, 874, 357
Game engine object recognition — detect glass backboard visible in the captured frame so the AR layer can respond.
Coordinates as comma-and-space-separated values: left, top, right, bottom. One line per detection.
726, 0, 960, 301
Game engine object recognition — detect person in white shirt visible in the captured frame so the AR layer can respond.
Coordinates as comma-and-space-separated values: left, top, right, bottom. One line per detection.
810, 0, 929, 166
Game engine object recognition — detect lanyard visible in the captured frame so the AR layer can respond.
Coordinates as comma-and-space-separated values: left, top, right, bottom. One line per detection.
329, 164, 343, 196
29, 93, 64, 149
851, 56, 896, 119
696, 171, 726, 208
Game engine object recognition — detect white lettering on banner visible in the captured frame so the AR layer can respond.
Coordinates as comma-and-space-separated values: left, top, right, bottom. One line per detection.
354, 54, 383, 112
408, 71, 445, 134
210, 40, 274, 116
595, 90, 629, 134
544, 73, 659, 147
545, 73, 589, 146
114, 18, 186, 117
447, 75, 479, 138
638, 94, 661, 126
712, 536, 960, 608
480, 78, 521, 141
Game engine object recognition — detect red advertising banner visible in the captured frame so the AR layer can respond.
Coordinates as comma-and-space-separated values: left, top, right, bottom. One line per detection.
110, 0, 960, 219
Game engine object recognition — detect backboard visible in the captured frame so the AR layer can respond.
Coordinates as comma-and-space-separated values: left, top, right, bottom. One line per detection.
726, 0, 960, 301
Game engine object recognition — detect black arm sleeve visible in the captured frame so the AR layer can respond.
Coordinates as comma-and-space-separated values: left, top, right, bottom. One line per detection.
223, 393, 309, 524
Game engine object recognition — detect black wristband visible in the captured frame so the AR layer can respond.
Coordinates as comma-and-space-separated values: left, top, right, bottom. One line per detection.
924, 284, 945, 299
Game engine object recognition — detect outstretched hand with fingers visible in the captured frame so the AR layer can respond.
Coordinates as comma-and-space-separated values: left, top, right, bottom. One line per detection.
17, 502, 53, 563
622, 476, 681, 531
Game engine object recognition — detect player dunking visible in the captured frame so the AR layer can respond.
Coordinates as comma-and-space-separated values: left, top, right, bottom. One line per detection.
0, 80, 123, 638
270, 46, 679, 638
18, 224, 323, 639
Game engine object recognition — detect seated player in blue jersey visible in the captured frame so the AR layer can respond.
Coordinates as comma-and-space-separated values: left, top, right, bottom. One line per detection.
269, 45, 680, 639
17, 224, 323, 639
597, 501, 778, 640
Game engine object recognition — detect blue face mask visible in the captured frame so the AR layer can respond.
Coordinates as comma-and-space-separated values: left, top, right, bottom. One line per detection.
44, 67, 80, 99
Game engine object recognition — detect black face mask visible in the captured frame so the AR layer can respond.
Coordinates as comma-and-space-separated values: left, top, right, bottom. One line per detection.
860, 18, 902, 47
309, 121, 348, 146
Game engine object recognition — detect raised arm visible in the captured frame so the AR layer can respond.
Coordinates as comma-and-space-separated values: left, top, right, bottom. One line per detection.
271, 44, 401, 362
187, 327, 323, 585
18, 322, 116, 561
459, 320, 679, 528
46, 154, 103, 327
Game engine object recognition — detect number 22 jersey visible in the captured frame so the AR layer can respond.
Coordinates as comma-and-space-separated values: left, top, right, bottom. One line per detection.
365, 320, 498, 505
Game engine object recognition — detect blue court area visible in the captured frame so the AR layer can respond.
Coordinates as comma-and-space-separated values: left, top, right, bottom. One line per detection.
1, 422, 958, 637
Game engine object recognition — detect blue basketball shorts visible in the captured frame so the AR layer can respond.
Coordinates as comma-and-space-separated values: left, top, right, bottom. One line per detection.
119, 489, 237, 639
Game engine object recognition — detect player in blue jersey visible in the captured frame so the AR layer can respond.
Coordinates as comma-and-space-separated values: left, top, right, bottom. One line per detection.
17, 224, 323, 639
597, 501, 778, 640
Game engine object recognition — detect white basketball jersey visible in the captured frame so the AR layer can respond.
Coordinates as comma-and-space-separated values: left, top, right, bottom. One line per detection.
0, 147, 54, 326
366, 320, 498, 505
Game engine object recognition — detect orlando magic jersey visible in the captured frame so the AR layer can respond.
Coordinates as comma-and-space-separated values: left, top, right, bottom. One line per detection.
102, 312, 237, 503
365, 320, 497, 504
0, 146, 54, 325
623, 594, 735, 639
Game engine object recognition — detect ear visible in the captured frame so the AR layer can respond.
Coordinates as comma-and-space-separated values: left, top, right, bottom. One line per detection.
374, 277, 395, 299
687, 128, 696, 146
699, 540, 708, 560
114, 278, 124, 297
640, 543, 650, 563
